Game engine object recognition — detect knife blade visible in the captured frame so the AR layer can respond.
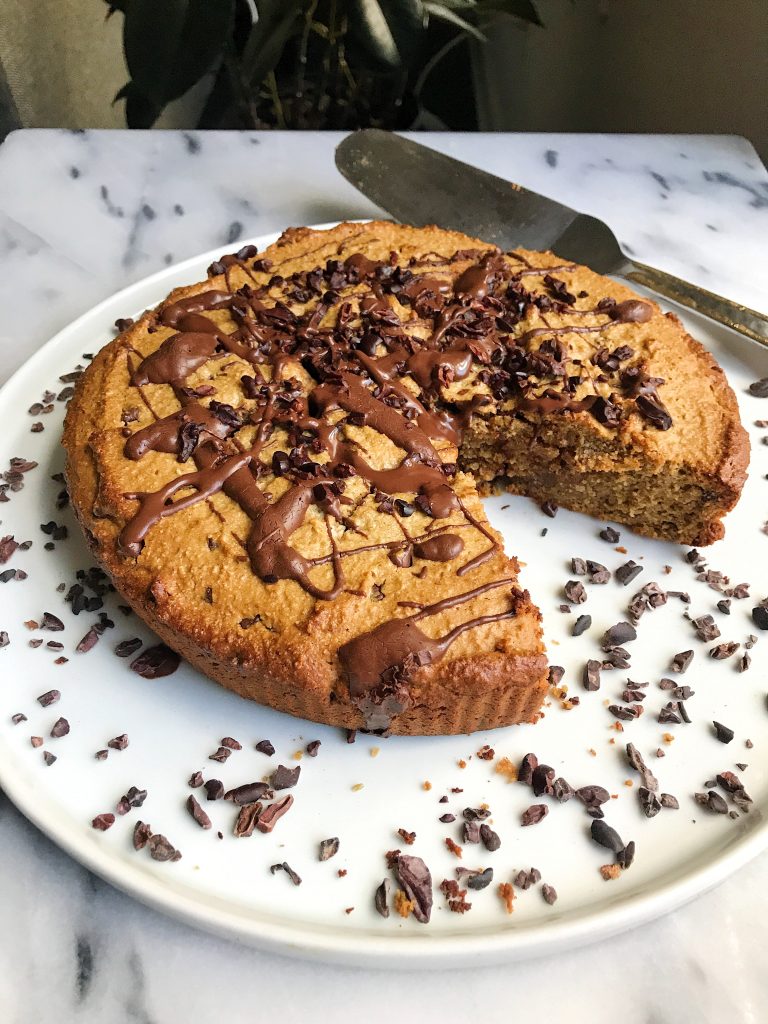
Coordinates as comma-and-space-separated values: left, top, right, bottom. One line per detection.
335, 130, 768, 346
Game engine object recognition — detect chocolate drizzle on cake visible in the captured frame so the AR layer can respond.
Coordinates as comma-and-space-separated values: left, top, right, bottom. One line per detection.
116, 236, 671, 724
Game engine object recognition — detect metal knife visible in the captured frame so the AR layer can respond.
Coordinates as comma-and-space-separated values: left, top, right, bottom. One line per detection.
335, 130, 768, 347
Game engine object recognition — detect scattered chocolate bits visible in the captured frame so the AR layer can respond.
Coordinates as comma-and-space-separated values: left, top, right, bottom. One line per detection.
693, 615, 720, 642
319, 837, 340, 861
463, 867, 494, 891
626, 743, 659, 791
204, 779, 224, 801
50, 717, 70, 739
541, 500, 558, 518
531, 763, 555, 796
521, 804, 548, 826
256, 794, 294, 833
186, 794, 212, 829
270, 764, 301, 790
107, 734, 129, 750
696, 790, 729, 814
599, 526, 620, 543
75, 626, 99, 651
270, 862, 302, 886
147, 834, 181, 862
541, 883, 558, 905
479, 823, 501, 851
43, 751, 57, 766
40, 612, 64, 632
133, 821, 152, 850
601, 621, 637, 649
393, 854, 433, 924
225, 782, 270, 805
375, 878, 391, 918
639, 786, 662, 818
748, 377, 768, 397
671, 650, 694, 673
255, 739, 275, 756
572, 614, 592, 637
517, 752, 539, 786
129, 643, 180, 678
590, 819, 625, 854
586, 560, 611, 584
234, 802, 263, 838
553, 777, 574, 803
709, 641, 739, 660
564, 580, 587, 605
115, 637, 142, 658
514, 868, 544, 892
713, 721, 734, 744
305, 740, 321, 757
616, 560, 643, 586
91, 813, 115, 831
751, 606, 768, 631
0, 535, 19, 563
120, 787, 147, 812
583, 660, 602, 691
37, 689, 60, 707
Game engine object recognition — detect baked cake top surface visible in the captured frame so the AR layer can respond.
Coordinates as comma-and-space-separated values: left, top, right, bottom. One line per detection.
63, 220, 744, 722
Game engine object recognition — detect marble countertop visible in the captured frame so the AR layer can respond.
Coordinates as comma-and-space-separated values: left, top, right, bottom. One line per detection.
0, 129, 766, 1024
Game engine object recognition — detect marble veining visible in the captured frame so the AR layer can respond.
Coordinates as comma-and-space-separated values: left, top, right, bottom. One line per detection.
0, 129, 766, 1024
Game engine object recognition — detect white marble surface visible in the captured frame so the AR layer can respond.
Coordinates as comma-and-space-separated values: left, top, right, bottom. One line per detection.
0, 128, 766, 1023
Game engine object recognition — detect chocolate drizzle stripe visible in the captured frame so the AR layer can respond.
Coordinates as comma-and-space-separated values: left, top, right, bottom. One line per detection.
338, 578, 519, 697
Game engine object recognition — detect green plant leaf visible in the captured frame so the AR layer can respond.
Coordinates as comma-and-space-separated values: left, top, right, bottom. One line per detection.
113, 82, 161, 128
123, 0, 235, 109
349, 0, 427, 68
240, 0, 305, 90
424, 1, 486, 40
475, 0, 543, 26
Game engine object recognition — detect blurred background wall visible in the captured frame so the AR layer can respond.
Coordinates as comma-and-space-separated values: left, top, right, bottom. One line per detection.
472, 0, 768, 160
0, 0, 765, 160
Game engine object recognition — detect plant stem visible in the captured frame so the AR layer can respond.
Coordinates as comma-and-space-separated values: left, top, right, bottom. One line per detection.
266, 70, 286, 128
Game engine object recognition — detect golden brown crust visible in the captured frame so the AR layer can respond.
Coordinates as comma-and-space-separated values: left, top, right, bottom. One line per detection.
63, 220, 747, 735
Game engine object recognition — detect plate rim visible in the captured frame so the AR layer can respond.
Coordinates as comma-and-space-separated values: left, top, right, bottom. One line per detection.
1, 222, 766, 968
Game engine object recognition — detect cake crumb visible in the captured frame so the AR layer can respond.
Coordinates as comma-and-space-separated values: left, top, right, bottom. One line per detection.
394, 890, 414, 918
600, 864, 621, 881
498, 882, 515, 914
422, 780, 432, 791
351, 783, 364, 792
370, 746, 380, 758
494, 757, 518, 782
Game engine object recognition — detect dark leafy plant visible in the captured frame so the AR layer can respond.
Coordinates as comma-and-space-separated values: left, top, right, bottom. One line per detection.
105, 0, 542, 130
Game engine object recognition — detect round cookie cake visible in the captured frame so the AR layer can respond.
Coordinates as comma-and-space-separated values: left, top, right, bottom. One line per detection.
63, 221, 748, 735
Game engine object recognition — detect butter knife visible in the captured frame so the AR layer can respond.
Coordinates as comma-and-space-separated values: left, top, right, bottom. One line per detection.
335, 130, 768, 347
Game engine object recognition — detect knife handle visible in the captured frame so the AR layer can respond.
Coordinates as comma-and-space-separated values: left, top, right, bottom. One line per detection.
622, 260, 768, 347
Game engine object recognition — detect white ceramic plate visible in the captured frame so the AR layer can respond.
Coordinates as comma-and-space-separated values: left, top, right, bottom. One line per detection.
0, 226, 766, 968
